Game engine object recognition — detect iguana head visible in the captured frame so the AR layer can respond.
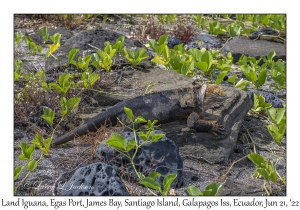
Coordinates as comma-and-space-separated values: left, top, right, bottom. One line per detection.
194, 83, 228, 113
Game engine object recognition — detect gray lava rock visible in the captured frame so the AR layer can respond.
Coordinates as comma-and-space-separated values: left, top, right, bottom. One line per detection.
159, 85, 252, 164
45, 29, 146, 71
187, 32, 222, 50
221, 36, 286, 63
249, 28, 278, 40
60, 162, 129, 196
96, 130, 183, 187
247, 91, 283, 108
30, 27, 73, 45
167, 37, 183, 48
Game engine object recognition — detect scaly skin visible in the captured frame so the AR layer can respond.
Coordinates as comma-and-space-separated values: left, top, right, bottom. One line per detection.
52, 83, 228, 145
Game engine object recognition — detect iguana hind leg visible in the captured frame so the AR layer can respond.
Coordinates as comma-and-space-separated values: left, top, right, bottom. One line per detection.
187, 112, 225, 136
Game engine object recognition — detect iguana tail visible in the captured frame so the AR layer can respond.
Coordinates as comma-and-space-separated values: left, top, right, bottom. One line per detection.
52, 107, 120, 145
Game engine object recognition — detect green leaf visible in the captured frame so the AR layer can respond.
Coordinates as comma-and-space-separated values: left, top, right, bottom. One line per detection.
256, 163, 277, 183
189, 48, 202, 62
81, 72, 100, 88
139, 177, 162, 192
252, 93, 272, 112
26, 159, 38, 172
97, 50, 113, 71
37, 26, 49, 41
91, 53, 100, 68
267, 51, 276, 61
202, 51, 213, 70
151, 134, 165, 143
247, 153, 267, 168
124, 107, 134, 122
186, 185, 202, 196
41, 109, 55, 126
31, 134, 52, 156
106, 134, 127, 150
158, 34, 168, 46
236, 14, 244, 21
266, 107, 286, 125
114, 36, 125, 53
89, 73, 100, 86
14, 71, 20, 82
235, 79, 251, 90
60, 97, 68, 116
23, 36, 43, 53
174, 44, 186, 53
24, 36, 33, 46
151, 55, 170, 65
104, 44, 116, 58
122, 47, 148, 66
261, 15, 270, 26
125, 139, 136, 152
14, 166, 24, 181
257, 68, 267, 87
68, 48, 79, 63
162, 173, 177, 195
31, 133, 43, 148
229, 24, 241, 37
52, 73, 71, 94
59, 96, 80, 115
66, 97, 81, 113
201, 182, 222, 196
136, 49, 148, 62
134, 116, 147, 124
240, 65, 257, 83
14, 32, 22, 45
139, 132, 148, 141
43, 138, 52, 152
18, 143, 35, 160
267, 124, 285, 144
47, 43, 60, 57
148, 40, 159, 53
139, 130, 152, 141
50, 33, 61, 44
77, 55, 92, 71
161, 45, 170, 60
228, 74, 237, 84
148, 119, 158, 129
268, 164, 278, 182
148, 171, 161, 179
215, 71, 228, 85
181, 59, 195, 77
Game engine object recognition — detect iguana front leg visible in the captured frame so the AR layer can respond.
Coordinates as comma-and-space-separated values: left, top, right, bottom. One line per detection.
187, 112, 225, 136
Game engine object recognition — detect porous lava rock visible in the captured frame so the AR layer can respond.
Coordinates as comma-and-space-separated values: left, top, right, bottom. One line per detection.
30, 27, 73, 45
45, 29, 146, 71
247, 91, 284, 108
249, 28, 279, 40
60, 162, 130, 196
96, 130, 183, 187
187, 32, 223, 50
167, 37, 183, 48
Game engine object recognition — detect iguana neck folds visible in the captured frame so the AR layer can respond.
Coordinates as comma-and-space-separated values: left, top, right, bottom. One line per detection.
195, 83, 207, 112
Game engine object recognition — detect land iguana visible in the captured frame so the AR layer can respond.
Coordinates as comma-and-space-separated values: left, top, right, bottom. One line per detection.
52, 83, 229, 145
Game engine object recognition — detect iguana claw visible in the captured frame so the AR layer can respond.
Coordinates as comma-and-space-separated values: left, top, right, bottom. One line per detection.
187, 112, 225, 136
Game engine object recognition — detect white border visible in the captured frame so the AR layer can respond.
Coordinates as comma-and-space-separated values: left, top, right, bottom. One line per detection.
2, 1, 299, 209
